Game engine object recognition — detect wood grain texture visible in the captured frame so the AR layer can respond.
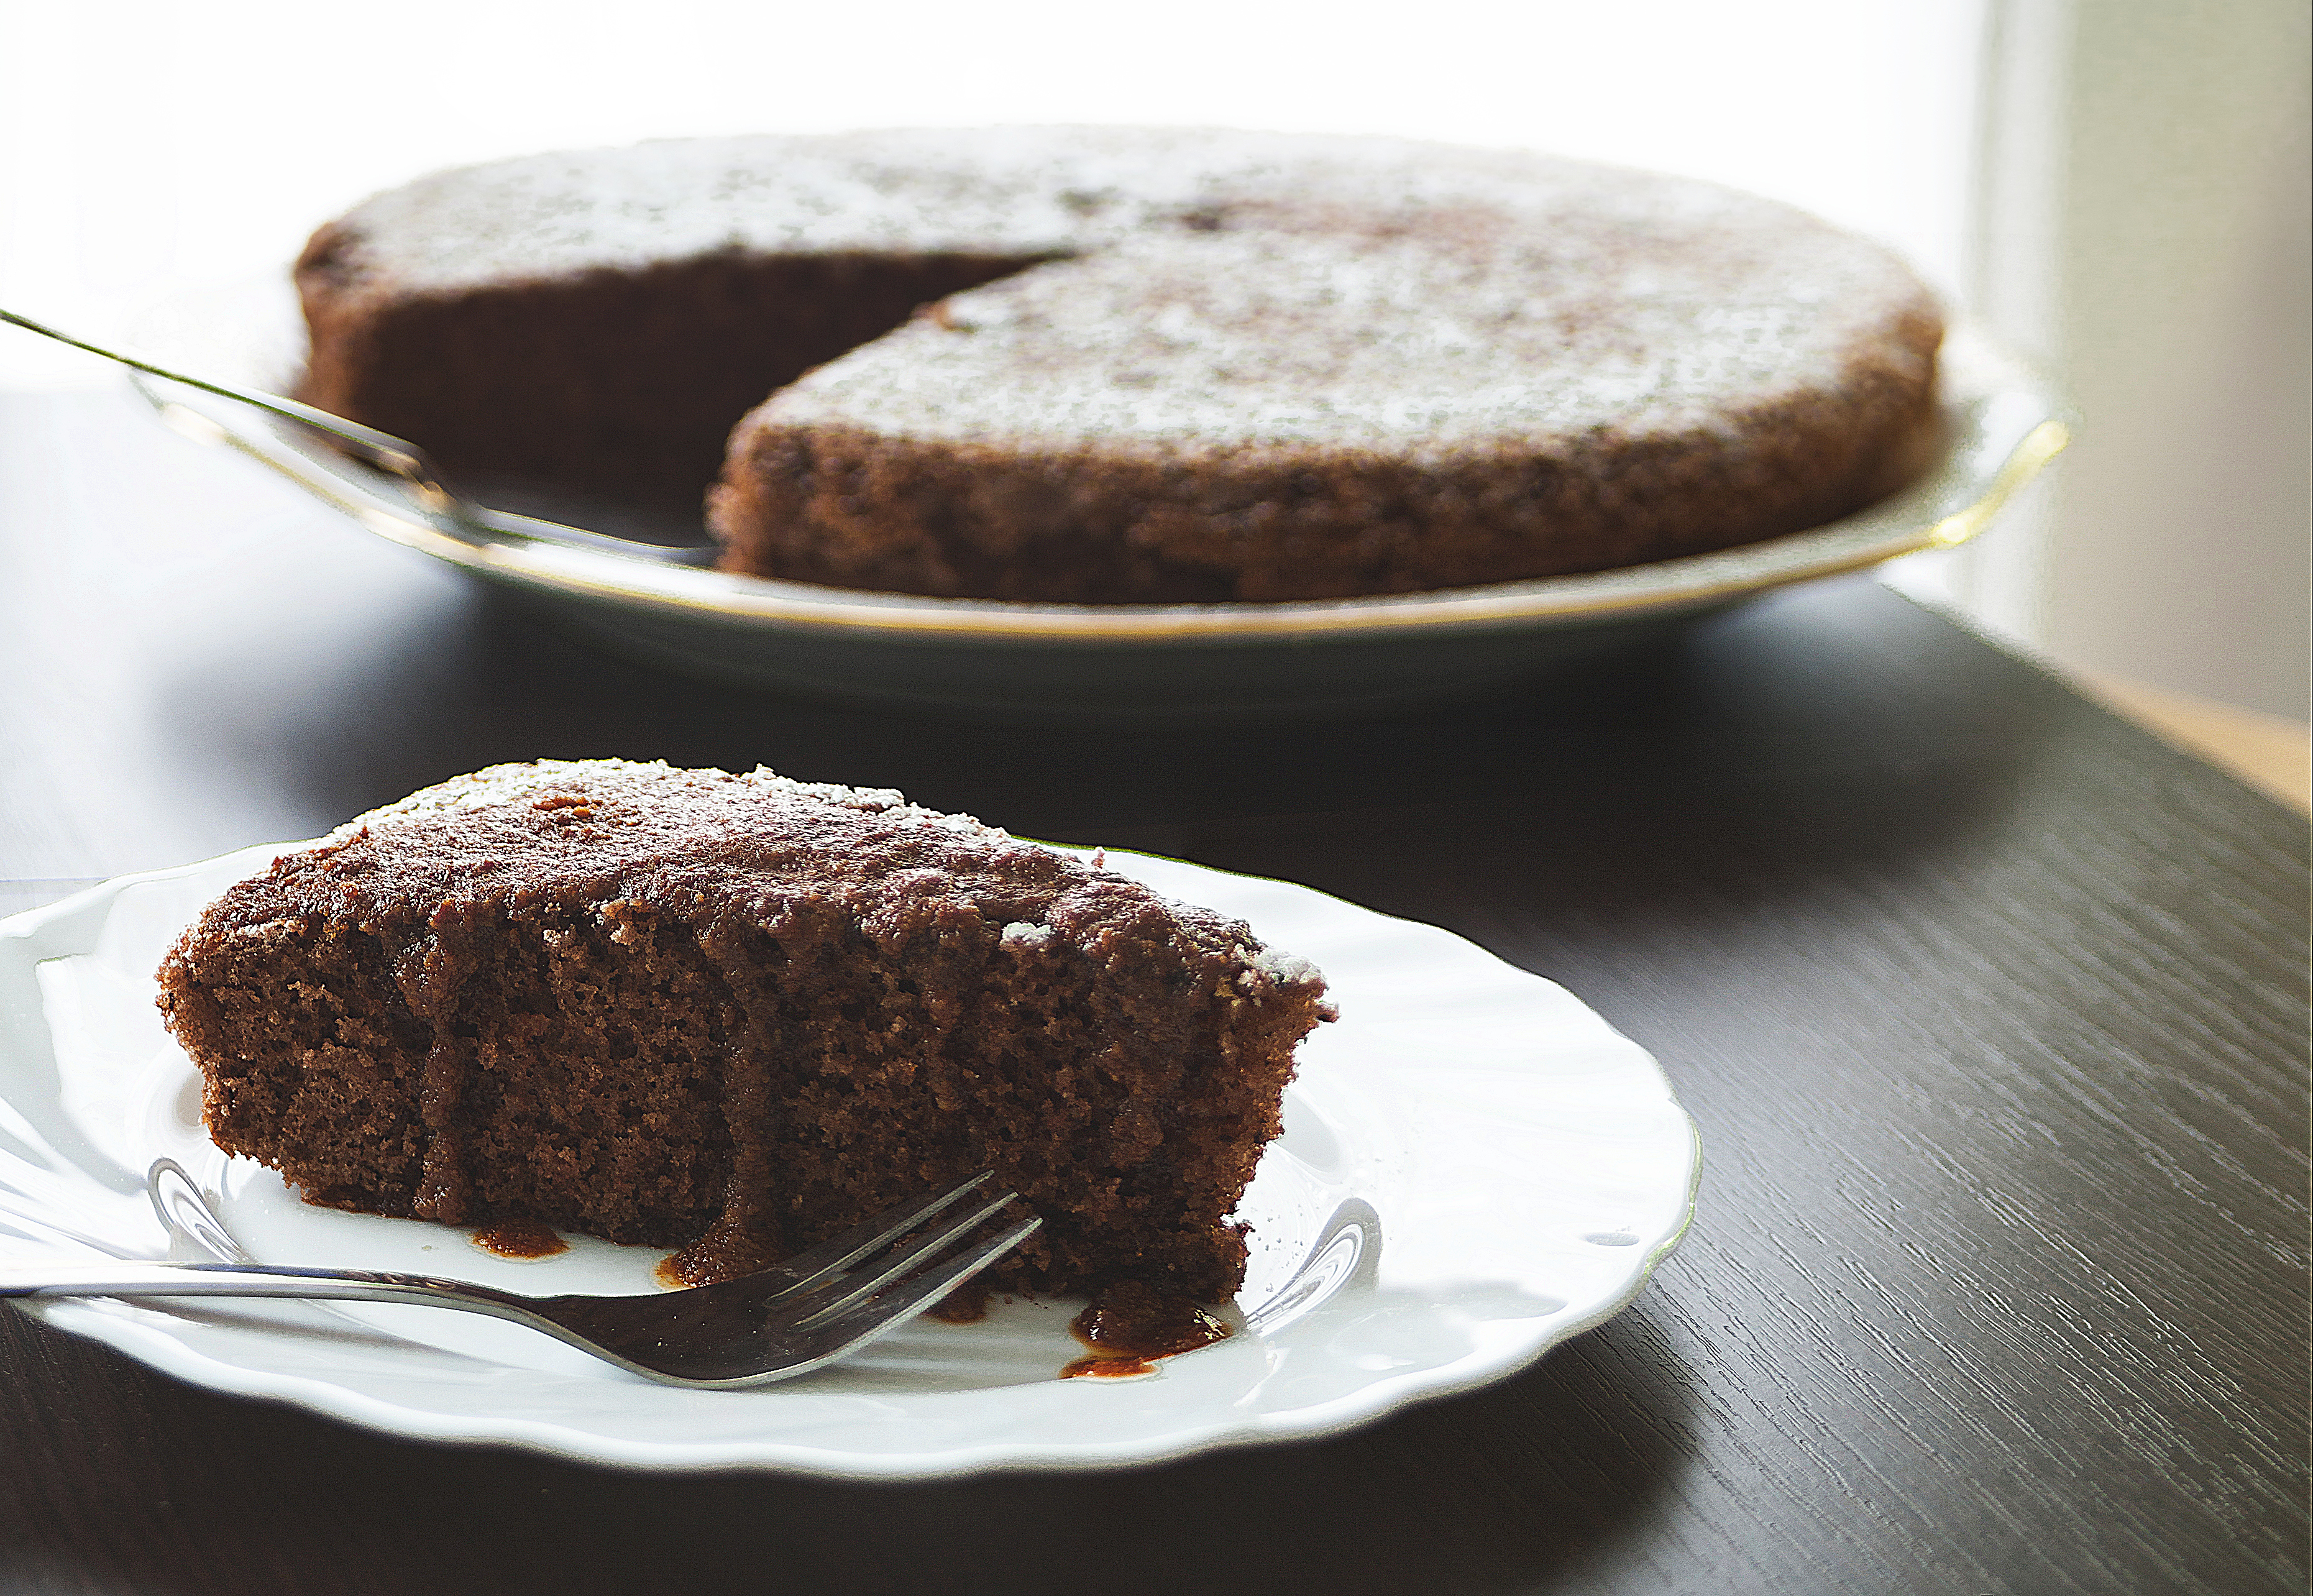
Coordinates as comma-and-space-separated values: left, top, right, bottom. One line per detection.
0, 391, 2304, 1595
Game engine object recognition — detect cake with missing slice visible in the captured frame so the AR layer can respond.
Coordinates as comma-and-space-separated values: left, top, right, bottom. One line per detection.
154, 761, 1331, 1301
293, 127, 1943, 601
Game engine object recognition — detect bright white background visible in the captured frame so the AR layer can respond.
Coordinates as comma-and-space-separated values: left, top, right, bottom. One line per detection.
0, 0, 1984, 385
2, 0, 2304, 718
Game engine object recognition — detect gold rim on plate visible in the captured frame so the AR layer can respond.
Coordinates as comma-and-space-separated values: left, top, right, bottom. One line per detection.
128, 289, 2067, 651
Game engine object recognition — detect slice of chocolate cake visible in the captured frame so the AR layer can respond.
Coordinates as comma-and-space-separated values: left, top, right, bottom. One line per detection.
155, 761, 1331, 1301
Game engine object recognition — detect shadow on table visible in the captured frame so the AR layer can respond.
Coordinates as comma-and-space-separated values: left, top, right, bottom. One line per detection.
0, 1303, 1700, 1596
148, 574, 2066, 887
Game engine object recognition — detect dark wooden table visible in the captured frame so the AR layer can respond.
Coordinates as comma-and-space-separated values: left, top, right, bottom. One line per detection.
1, 390, 2304, 1595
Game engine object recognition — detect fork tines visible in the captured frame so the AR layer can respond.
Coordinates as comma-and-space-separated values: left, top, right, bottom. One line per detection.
717, 1171, 1043, 1330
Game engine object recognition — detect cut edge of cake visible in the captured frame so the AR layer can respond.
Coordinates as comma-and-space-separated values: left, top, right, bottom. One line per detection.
155, 761, 1332, 1303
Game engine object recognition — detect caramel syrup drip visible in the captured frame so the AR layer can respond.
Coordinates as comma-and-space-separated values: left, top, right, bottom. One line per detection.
1061, 1351, 1184, 1378
393, 925, 479, 1224
656, 1210, 786, 1289
470, 1220, 569, 1260
1062, 1282, 1230, 1378
927, 1280, 991, 1324
688, 922, 787, 1291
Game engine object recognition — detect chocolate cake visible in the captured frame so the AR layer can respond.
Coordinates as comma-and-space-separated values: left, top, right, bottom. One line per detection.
155, 761, 1331, 1301
294, 127, 1943, 601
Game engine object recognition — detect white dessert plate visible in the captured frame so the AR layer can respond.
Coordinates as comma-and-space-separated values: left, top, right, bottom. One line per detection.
0, 843, 1699, 1477
123, 280, 2066, 719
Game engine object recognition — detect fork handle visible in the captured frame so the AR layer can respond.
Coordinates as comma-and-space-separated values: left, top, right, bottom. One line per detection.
0, 1259, 539, 1315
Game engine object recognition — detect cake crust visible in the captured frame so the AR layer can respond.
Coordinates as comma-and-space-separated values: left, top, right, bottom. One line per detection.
156, 761, 1330, 1300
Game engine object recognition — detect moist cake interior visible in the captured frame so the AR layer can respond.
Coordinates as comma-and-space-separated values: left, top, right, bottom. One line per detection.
160, 763, 1329, 1301
296, 244, 1047, 515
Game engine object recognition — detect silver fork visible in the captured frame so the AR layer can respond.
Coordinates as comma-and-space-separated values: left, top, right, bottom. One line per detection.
0, 307, 717, 566
1, 1165, 1039, 1388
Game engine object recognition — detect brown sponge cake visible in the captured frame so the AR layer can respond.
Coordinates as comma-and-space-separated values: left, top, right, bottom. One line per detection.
712, 226, 1940, 601
155, 761, 1330, 1301
294, 127, 1941, 599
